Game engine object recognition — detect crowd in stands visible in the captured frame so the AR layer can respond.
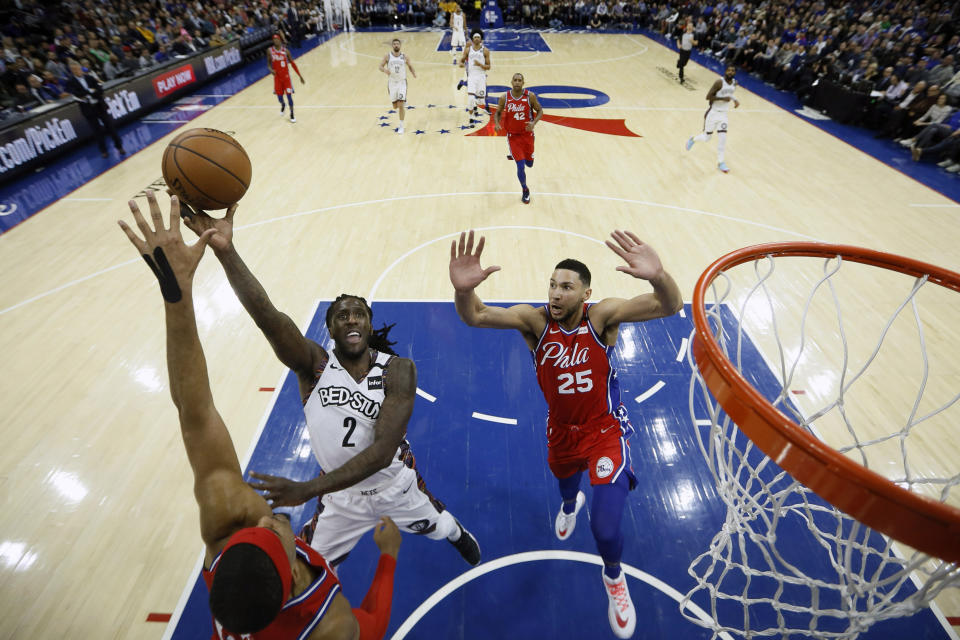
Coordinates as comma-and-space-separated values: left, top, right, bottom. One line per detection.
0, 0, 329, 119
3, 0, 959, 173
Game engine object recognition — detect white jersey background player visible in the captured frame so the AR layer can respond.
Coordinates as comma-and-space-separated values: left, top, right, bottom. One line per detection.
245, 293, 481, 568
685, 64, 740, 173
459, 29, 491, 119
379, 38, 417, 134
450, 5, 466, 63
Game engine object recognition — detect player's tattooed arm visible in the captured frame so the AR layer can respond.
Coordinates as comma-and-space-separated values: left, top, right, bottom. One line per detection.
306, 358, 415, 498
706, 79, 722, 103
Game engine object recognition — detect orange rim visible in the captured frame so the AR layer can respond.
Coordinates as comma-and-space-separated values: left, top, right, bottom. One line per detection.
692, 242, 960, 564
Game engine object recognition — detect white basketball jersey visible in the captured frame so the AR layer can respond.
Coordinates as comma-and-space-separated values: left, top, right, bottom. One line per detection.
303, 350, 405, 491
452, 12, 464, 30
387, 51, 406, 82
710, 77, 737, 113
467, 45, 485, 77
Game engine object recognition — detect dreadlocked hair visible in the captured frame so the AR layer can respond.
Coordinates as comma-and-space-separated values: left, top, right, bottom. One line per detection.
325, 294, 399, 356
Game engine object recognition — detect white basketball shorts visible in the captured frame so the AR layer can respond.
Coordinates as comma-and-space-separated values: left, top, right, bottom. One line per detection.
388, 78, 407, 103
306, 465, 456, 564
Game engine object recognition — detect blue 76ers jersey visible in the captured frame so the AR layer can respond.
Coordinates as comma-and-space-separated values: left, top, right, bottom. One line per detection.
533, 304, 629, 431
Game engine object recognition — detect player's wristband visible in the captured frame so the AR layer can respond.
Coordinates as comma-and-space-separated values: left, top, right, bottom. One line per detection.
142, 247, 183, 303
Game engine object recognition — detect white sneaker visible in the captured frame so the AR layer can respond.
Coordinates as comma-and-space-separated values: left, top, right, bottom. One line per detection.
602, 570, 636, 639
937, 159, 953, 167
554, 491, 585, 540
290, 116, 297, 123
947, 163, 960, 173
398, 123, 404, 134
898, 138, 914, 147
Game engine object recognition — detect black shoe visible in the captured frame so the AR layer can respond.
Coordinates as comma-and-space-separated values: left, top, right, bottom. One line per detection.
507, 154, 514, 160
449, 521, 481, 566
457, 80, 466, 90
522, 188, 531, 204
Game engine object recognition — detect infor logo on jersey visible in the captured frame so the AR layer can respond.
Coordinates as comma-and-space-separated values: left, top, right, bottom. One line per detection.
367, 376, 383, 390
595, 457, 614, 479
316, 386, 381, 419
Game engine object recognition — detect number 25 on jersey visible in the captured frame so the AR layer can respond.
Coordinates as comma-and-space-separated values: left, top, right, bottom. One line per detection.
557, 369, 593, 394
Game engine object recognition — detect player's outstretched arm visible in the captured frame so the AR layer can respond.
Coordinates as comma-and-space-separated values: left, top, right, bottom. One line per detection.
118, 192, 270, 551
250, 359, 415, 506
179, 201, 325, 384
450, 230, 544, 336
590, 230, 683, 332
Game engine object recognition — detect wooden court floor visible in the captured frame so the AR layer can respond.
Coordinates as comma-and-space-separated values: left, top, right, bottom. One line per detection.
0, 30, 957, 639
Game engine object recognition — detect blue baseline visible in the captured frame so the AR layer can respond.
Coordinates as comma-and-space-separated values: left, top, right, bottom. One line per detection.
438, 29, 551, 52
169, 301, 948, 640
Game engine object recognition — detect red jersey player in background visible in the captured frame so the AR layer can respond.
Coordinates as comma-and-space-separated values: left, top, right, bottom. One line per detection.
117, 190, 401, 640
449, 229, 683, 639
494, 72, 542, 204
268, 33, 305, 123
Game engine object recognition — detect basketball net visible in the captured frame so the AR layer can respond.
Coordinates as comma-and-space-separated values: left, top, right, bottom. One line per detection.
681, 245, 960, 639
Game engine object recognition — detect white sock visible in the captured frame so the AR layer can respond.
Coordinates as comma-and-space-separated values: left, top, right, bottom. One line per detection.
717, 131, 727, 162
468, 95, 476, 111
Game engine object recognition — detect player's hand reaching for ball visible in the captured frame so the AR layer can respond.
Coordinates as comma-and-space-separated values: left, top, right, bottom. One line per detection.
177, 196, 236, 253
449, 230, 501, 293
372, 517, 401, 558
118, 190, 215, 302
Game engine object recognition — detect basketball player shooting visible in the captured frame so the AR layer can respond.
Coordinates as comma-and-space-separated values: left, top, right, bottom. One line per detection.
448, 229, 683, 639
176, 200, 482, 571
117, 190, 401, 640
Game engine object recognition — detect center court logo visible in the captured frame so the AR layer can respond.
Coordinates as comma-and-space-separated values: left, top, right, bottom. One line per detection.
596, 457, 614, 479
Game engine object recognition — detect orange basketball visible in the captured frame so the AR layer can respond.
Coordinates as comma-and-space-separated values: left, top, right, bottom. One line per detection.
162, 128, 252, 211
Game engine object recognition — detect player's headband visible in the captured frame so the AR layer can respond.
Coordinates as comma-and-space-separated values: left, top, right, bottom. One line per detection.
215, 526, 293, 604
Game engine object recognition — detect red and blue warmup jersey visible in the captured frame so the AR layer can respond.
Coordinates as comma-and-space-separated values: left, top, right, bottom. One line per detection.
533, 304, 630, 433
203, 537, 341, 640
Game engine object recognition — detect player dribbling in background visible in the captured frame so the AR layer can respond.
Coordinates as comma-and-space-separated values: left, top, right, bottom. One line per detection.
267, 33, 305, 124
494, 72, 543, 204
685, 64, 739, 173
379, 38, 417, 135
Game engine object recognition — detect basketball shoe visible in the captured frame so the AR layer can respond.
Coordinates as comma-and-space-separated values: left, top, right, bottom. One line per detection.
522, 187, 531, 204
448, 521, 481, 565
718, 162, 730, 173
685, 137, 695, 151
398, 122, 404, 134
602, 570, 636, 639
290, 115, 297, 123
554, 491, 585, 540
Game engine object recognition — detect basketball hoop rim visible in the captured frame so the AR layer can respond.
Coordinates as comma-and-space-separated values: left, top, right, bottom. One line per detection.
691, 241, 960, 565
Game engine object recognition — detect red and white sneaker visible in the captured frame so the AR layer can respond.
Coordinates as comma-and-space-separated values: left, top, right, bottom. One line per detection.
554, 491, 585, 540
602, 569, 636, 638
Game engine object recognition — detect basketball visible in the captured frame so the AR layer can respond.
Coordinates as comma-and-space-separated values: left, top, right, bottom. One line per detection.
162, 128, 252, 211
